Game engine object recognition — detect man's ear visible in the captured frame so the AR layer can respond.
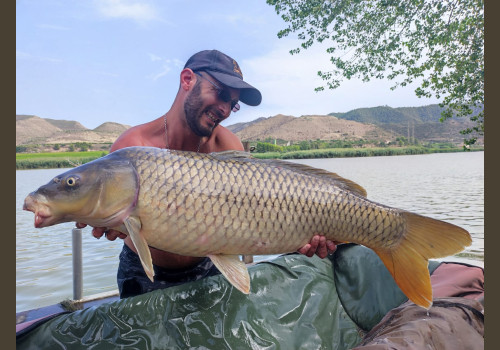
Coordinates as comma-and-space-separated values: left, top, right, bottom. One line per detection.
180, 68, 196, 91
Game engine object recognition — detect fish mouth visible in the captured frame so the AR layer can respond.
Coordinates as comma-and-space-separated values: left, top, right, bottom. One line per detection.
33, 212, 51, 228
23, 196, 53, 228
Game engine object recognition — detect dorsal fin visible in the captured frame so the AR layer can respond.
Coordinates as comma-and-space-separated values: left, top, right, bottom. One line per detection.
209, 150, 253, 160
262, 159, 367, 197
209, 151, 367, 197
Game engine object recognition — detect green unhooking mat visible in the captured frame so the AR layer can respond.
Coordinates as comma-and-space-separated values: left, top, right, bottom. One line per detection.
17, 244, 441, 349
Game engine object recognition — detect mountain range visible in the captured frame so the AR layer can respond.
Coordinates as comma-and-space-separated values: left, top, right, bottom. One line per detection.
227, 104, 482, 145
16, 115, 130, 146
16, 104, 483, 148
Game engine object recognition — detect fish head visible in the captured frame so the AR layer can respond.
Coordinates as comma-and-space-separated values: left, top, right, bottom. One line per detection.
23, 153, 139, 229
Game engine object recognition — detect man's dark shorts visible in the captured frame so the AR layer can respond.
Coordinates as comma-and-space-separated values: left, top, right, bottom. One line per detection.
117, 244, 221, 298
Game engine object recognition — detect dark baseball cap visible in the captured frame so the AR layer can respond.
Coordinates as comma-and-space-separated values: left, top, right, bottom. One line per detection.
184, 50, 262, 106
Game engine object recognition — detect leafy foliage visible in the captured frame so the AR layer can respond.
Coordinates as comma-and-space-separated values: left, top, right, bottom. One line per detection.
256, 141, 284, 153
266, 0, 484, 146
252, 138, 420, 154
74, 142, 91, 151
252, 146, 474, 160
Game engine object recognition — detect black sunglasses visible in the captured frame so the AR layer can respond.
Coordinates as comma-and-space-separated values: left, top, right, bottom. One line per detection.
194, 72, 240, 112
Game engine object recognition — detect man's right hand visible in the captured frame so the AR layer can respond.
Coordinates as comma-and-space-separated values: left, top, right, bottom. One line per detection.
75, 223, 127, 241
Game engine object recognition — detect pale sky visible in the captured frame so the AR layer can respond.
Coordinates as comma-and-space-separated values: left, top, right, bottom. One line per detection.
16, 0, 440, 129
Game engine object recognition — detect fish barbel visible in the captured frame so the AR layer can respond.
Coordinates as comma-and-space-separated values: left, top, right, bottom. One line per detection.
23, 146, 471, 308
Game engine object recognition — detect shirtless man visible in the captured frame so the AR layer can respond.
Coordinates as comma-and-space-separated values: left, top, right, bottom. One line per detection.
78, 50, 336, 298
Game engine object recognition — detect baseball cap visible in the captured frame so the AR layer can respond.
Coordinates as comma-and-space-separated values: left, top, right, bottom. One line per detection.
184, 50, 262, 106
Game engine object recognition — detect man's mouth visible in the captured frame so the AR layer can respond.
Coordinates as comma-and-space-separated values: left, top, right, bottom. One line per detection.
205, 110, 222, 125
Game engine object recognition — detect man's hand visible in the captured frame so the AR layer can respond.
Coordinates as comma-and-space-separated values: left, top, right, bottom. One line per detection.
75, 223, 127, 241
297, 235, 337, 259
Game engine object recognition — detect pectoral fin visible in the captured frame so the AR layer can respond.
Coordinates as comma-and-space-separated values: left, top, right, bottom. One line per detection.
124, 216, 155, 282
208, 254, 250, 294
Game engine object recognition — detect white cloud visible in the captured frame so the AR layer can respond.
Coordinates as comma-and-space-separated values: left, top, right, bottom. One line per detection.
150, 66, 171, 81
149, 58, 184, 81
16, 50, 62, 63
95, 71, 120, 78
148, 53, 162, 61
94, 0, 159, 22
37, 23, 70, 31
240, 40, 340, 113
231, 39, 439, 124
16, 51, 31, 60
198, 12, 267, 26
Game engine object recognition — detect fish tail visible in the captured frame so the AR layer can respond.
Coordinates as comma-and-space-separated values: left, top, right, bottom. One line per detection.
374, 212, 472, 309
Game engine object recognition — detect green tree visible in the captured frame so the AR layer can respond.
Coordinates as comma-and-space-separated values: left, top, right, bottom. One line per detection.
298, 140, 310, 150
267, 0, 484, 147
255, 142, 283, 153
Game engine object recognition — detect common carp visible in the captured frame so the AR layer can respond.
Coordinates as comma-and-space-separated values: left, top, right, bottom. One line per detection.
23, 146, 471, 308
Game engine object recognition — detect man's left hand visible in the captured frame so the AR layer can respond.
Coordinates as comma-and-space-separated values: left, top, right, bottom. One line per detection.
298, 235, 337, 258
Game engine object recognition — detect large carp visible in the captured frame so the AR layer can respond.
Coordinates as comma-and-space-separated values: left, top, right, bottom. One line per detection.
23, 146, 471, 308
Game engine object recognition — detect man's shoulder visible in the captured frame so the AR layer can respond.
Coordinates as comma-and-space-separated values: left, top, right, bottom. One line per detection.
213, 125, 243, 151
214, 124, 235, 138
111, 122, 157, 151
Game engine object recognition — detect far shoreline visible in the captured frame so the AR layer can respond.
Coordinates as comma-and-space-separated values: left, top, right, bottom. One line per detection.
251, 146, 483, 160
16, 146, 483, 170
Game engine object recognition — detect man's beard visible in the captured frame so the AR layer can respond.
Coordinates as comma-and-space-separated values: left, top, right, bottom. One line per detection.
184, 82, 219, 137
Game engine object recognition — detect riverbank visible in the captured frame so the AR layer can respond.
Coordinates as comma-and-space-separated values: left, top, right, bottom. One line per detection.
16, 146, 483, 169
16, 151, 108, 170
251, 146, 482, 160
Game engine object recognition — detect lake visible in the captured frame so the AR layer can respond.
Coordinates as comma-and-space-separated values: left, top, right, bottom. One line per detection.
16, 151, 484, 313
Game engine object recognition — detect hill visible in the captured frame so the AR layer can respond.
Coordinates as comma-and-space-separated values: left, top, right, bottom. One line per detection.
44, 118, 87, 131
94, 122, 130, 133
329, 105, 446, 124
228, 114, 393, 142
329, 104, 483, 144
16, 115, 131, 146
16, 115, 64, 146
227, 117, 267, 134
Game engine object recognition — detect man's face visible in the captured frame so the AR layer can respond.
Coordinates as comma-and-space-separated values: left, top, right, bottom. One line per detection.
184, 73, 239, 137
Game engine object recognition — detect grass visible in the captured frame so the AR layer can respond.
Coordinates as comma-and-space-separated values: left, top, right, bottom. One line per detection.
16, 151, 108, 170
251, 146, 480, 160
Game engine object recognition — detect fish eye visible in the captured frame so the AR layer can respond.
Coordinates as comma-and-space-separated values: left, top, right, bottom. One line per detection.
66, 177, 77, 186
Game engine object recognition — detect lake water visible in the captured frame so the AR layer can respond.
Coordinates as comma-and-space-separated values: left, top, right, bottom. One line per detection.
16, 151, 484, 313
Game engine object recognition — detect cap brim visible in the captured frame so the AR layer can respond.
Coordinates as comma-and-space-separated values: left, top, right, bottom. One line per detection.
207, 71, 262, 106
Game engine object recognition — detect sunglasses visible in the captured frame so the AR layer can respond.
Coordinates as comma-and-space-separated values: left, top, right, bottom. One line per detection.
194, 72, 240, 112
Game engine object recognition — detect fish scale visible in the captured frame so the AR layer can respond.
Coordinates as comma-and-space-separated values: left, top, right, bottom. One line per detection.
130, 148, 409, 255
23, 146, 472, 308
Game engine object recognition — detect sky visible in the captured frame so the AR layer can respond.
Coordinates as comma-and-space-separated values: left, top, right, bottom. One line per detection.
16, 0, 441, 130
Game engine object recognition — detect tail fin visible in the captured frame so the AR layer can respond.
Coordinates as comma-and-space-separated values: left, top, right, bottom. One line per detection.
375, 212, 472, 309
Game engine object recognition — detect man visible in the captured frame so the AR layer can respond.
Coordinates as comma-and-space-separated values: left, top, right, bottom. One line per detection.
78, 50, 336, 298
